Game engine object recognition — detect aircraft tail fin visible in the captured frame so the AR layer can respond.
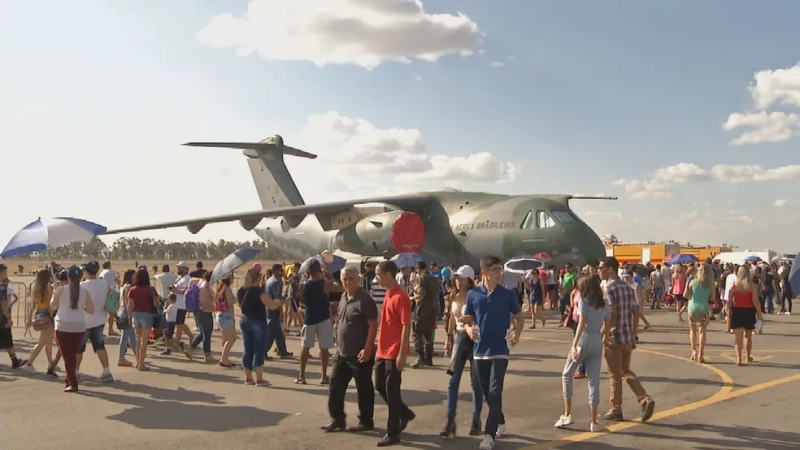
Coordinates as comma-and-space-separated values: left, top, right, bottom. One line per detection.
183, 135, 312, 209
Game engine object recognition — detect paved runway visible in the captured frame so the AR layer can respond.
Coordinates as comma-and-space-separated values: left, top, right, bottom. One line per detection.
1, 307, 798, 450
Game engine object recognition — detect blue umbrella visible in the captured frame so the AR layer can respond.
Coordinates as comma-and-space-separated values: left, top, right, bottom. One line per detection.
390, 252, 423, 268
299, 252, 347, 277
666, 254, 699, 265
210, 247, 262, 285
1, 217, 107, 259
789, 255, 800, 294
744, 255, 762, 263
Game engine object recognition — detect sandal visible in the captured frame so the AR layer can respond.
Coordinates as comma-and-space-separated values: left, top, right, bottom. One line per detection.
698, 355, 706, 364
244, 379, 255, 385
294, 376, 307, 385
690, 351, 697, 361
255, 379, 272, 387
747, 356, 754, 363
219, 362, 236, 368
137, 365, 151, 372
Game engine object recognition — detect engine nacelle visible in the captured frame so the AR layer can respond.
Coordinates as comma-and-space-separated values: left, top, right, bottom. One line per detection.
334, 211, 425, 256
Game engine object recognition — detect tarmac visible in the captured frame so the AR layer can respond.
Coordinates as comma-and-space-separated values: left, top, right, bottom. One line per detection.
1, 306, 798, 450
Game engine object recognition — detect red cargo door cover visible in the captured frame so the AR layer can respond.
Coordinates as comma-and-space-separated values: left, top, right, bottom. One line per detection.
390, 211, 425, 254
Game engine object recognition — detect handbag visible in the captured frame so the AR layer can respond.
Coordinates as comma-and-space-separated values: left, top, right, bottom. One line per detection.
32, 316, 53, 331
116, 313, 131, 330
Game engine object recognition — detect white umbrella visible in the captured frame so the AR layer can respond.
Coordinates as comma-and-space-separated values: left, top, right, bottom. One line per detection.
1, 217, 107, 259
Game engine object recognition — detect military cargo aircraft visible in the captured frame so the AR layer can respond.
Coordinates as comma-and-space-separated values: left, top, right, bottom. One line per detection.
104, 136, 614, 268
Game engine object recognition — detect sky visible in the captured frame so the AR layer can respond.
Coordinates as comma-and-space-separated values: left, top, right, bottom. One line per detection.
1, 0, 799, 254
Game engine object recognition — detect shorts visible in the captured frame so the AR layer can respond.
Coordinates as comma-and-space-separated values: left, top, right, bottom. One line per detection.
165, 321, 176, 338
651, 287, 664, 300
689, 311, 709, 326
0, 328, 14, 350
674, 294, 687, 304
730, 307, 757, 330
35, 310, 52, 320
78, 324, 106, 354
546, 284, 557, 293
529, 296, 543, 306
216, 311, 235, 330
175, 309, 187, 325
301, 319, 334, 350
132, 312, 154, 329
290, 297, 299, 313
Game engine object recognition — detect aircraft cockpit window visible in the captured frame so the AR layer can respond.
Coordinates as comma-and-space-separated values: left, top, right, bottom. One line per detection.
537, 211, 556, 229
552, 210, 577, 223
520, 211, 535, 230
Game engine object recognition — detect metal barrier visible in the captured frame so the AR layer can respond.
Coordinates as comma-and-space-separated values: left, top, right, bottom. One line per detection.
6, 281, 30, 327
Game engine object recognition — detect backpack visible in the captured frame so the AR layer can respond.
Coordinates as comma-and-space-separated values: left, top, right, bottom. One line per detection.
106, 289, 121, 315
184, 284, 200, 313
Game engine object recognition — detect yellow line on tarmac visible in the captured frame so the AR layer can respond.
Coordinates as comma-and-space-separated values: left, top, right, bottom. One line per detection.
518, 337, 800, 450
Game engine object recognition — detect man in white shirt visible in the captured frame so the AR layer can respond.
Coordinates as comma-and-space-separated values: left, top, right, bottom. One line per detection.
155, 265, 178, 301
169, 262, 194, 349
99, 261, 120, 336
77, 261, 114, 382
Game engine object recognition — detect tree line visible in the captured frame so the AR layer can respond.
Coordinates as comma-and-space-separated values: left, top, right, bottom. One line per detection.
15, 237, 290, 261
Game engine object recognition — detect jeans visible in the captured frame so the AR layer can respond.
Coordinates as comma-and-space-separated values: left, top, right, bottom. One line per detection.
329, 354, 375, 427
561, 336, 603, 408
475, 358, 509, 439
240, 316, 267, 370
446, 333, 483, 419
118, 327, 136, 360
570, 321, 586, 375
265, 317, 288, 356
191, 310, 214, 354
761, 289, 774, 314
55, 331, 84, 389
374, 358, 414, 438
603, 343, 649, 414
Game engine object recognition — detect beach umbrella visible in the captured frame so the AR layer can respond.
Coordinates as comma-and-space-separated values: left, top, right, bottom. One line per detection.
390, 252, 423, 268
1, 217, 107, 259
504, 256, 544, 275
788, 255, 800, 294
299, 252, 347, 277
666, 254, 699, 265
210, 247, 262, 285
744, 255, 762, 263
532, 252, 552, 262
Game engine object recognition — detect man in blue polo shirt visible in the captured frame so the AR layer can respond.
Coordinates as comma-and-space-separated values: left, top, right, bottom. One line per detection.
462, 256, 524, 450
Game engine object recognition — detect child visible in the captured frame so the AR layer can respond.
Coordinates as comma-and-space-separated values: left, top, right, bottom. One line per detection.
161, 294, 178, 355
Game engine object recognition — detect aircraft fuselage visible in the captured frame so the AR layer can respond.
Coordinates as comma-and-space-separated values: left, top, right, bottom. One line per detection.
255, 190, 606, 268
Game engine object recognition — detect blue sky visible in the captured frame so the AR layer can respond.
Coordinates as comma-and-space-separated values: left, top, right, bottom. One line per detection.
1, 0, 798, 253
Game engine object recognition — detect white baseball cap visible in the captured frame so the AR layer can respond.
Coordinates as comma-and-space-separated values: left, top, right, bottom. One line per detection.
454, 265, 475, 280
176, 261, 190, 269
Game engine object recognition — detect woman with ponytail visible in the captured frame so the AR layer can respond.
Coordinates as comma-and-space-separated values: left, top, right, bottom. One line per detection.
50, 266, 95, 392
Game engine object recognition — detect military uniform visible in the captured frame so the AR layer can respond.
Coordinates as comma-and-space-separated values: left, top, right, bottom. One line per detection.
412, 272, 439, 367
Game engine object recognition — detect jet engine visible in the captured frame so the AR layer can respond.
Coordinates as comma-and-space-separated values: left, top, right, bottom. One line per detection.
334, 210, 425, 256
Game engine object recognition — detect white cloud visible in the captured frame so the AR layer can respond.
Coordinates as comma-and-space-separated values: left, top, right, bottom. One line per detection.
723, 111, 800, 145
614, 162, 800, 198
676, 210, 753, 230
302, 111, 519, 184
413, 74, 422, 81
585, 211, 623, 221
490, 61, 505, 68
774, 199, 788, 207
748, 62, 800, 110
196, 0, 481, 69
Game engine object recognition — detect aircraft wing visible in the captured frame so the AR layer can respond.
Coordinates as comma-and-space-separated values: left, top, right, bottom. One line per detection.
103, 194, 430, 235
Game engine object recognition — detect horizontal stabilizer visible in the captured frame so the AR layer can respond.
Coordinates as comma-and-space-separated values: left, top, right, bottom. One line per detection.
183, 141, 317, 159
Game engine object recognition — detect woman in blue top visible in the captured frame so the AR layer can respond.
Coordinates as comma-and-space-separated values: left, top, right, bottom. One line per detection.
685, 263, 716, 363
555, 275, 610, 433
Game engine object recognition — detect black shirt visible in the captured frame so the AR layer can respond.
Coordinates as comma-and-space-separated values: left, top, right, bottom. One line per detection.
336, 289, 378, 357
190, 269, 208, 278
237, 287, 267, 321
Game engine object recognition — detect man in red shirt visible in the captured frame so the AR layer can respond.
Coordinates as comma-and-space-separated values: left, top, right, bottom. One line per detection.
374, 261, 415, 447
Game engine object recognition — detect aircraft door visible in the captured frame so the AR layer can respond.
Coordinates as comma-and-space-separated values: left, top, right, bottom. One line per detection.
453, 240, 470, 267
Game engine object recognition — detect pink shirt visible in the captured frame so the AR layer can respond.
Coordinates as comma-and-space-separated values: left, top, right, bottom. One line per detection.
571, 290, 581, 322
672, 275, 686, 295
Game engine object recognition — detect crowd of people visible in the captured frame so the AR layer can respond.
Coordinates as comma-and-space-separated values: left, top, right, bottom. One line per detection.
0, 252, 794, 449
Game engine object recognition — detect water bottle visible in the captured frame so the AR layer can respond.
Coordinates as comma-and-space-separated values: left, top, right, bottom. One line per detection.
506, 329, 515, 350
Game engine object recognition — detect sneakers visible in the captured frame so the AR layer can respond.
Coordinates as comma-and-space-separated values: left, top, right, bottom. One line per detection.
554, 415, 573, 428
479, 435, 495, 450
590, 422, 605, 433
99, 372, 114, 383
496, 424, 506, 439
641, 398, 656, 422
21, 364, 36, 374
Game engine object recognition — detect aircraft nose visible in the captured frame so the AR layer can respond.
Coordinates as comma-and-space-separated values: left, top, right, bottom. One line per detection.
568, 226, 606, 266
